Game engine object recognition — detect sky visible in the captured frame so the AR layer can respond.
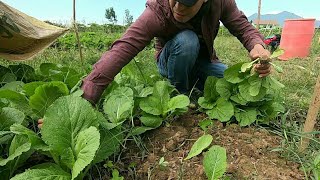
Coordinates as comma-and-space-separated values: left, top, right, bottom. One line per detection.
1, 0, 320, 25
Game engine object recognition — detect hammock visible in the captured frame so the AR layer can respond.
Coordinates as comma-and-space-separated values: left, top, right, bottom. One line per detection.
0, 1, 68, 61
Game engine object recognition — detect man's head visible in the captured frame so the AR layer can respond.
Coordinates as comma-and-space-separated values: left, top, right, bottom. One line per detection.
169, 0, 208, 23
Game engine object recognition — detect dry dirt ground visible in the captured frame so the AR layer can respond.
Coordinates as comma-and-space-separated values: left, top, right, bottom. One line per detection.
116, 110, 304, 180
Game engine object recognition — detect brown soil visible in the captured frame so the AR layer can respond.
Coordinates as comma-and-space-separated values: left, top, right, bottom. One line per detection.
117, 110, 305, 180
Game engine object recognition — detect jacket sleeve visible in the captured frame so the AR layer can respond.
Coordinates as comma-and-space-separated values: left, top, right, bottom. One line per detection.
81, 6, 164, 104
220, 0, 265, 51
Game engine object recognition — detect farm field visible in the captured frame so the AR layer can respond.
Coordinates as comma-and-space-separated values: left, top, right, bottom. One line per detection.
0, 26, 320, 180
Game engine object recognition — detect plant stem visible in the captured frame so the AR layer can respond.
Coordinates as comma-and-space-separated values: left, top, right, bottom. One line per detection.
188, 79, 199, 99
133, 59, 147, 85
251, 58, 260, 64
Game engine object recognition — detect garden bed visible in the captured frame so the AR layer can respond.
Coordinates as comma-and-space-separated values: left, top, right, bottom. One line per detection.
118, 110, 304, 180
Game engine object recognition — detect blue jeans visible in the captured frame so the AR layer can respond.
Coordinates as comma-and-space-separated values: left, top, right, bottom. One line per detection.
157, 30, 227, 93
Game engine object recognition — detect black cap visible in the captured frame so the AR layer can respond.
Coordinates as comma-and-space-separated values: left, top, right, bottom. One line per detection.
176, 0, 198, 7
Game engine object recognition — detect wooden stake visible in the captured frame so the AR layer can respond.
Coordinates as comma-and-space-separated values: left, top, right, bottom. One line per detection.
299, 75, 320, 152
257, 0, 261, 30
73, 0, 85, 72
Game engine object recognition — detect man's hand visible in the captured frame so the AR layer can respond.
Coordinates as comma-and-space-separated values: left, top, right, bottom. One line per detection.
38, 119, 43, 129
250, 44, 271, 77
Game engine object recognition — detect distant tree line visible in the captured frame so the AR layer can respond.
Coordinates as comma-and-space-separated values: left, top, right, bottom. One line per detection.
44, 7, 133, 33
105, 7, 133, 26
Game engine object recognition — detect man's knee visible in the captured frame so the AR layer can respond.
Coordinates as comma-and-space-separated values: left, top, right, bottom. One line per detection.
172, 30, 200, 59
215, 63, 228, 78
206, 62, 228, 78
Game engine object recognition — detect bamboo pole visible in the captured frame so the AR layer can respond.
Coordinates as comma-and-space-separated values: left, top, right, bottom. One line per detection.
73, 0, 85, 72
299, 75, 320, 152
257, 0, 261, 30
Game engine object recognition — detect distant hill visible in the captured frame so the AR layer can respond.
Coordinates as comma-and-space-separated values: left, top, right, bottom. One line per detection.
247, 11, 320, 27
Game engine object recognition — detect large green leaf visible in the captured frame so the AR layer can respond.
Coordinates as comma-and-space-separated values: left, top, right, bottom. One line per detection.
72, 127, 100, 179
133, 84, 144, 95
0, 149, 33, 180
10, 124, 49, 151
152, 81, 170, 109
40, 63, 63, 76
166, 95, 190, 113
140, 114, 163, 128
230, 94, 247, 105
93, 127, 124, 164
224, 63, 246, 84
171, 107, 188, 116
23, 81, 46, 97
0, 64, 16, 87
40, 63, 82, 89
203, 76, 219, 101
0, 99, 8, 109
0, 133, 13, 145
238, 80, 266, 102
198, 97, 215, 109
268, 76, 285, 90
0, 73, 17, 86
271, 102, 285, 114
8, 149, 34, 177
0, 107, 25, 131
138, 87, 153, 97
140, 81, 173, 116
60, 148, 75, 170
0, 65, 13, 86
11, 163, 71, 180
96, 109, 122, 130
29, 81, 69, 117
0, 90, 27, 102
59, 67, 82, 89
234, 109, 257, 126
41, 95, 100, 155
260, 102, 285, 120
104, 87, 134, 123
248, 74, 262, 97
0, 89, 31, 115
139, 96, 162, 115
240, 62, 253, 73
99, 121, 123, 130
216, 78, 233, 99
185, 135, 213, 160
0, 135, 31, 166
240, 59, 260, 73
207, 98, 234, 122
203, 145, 227, 180
1, 81, 25, 93
8, 64, 37, 83
152, 81, 170, 99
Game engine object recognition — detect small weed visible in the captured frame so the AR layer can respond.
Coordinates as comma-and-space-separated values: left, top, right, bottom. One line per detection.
159, 157, 169, 170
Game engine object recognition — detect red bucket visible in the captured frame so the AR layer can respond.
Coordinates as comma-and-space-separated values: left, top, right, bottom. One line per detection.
279, 19, 316, 60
